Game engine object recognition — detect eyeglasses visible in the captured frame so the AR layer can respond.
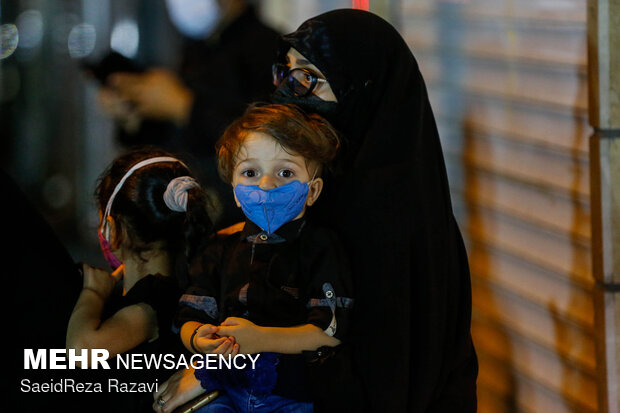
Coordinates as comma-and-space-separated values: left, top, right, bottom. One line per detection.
272, 63, 328, 97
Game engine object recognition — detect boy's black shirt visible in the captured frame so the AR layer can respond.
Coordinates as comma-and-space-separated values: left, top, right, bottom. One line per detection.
174, 218, 354, 401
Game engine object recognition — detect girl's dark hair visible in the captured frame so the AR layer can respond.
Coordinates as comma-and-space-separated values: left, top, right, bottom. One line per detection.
216, 103, 341, 183
95, 147, 213, 262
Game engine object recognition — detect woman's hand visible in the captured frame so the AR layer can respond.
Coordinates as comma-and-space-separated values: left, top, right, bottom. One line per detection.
217, 317, 263, 354
194, 324, 239, 356
81, 263, 123, 300
152, 368, 204, 413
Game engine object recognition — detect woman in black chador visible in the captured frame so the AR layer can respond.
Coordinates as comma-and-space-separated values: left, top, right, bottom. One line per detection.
270, 8, 478, 412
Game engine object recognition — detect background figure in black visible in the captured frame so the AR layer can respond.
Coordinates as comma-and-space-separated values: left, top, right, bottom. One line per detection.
98, 0, 280, 230
5, 168, 84, 412
271, 9, 478, 412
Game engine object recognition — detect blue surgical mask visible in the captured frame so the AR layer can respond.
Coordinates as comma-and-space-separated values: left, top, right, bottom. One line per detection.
165, 0, 221, 40
234, 180, 310, 234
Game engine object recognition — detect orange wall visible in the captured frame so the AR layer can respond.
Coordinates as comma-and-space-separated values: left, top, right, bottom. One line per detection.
400, 1, 595, 411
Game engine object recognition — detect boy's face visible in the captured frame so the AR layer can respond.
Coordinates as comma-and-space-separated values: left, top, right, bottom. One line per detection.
231, 131, 323, 215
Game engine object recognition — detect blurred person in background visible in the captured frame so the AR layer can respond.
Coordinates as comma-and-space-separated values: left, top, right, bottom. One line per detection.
96, 0, 280, 230
5, 167, 84, 412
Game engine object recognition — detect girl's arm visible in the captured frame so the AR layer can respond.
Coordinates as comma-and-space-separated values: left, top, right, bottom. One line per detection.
218, 317, 340, 355
66, 265, 157, 359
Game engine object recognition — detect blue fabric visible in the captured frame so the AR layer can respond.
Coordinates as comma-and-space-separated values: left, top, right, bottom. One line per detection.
234, 181, 309, 234
179, 294, 219, 319
194, 352, 313, 412
194, 353, 279, 394
195, 385, 313, 413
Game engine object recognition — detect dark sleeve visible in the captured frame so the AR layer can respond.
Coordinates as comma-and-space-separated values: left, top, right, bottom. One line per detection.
123, 274, 181, 335
4, 169, 83, 379
173, 239, 224, 330
301, 227, 354, 341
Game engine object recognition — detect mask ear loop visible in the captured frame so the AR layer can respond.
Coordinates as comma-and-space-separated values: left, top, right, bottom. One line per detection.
101, 156, 188, 241
308, 166, 319, 186
297, 167, 320, 221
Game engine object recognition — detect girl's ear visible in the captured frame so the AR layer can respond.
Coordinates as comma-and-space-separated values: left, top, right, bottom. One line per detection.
306, 177, 324, 207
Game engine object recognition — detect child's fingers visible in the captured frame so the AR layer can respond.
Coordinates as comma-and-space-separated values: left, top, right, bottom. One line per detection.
219, 344, 234, 357
212, 338, 234, 355
196, 336, 226, 352
215, 339, 233, 354
206, 337, 227, 348
224, 343, 240, 357
216, 326, 233, 337
196, 324, 219, 337
231, 343, 240, 357
220, 317, 241, 326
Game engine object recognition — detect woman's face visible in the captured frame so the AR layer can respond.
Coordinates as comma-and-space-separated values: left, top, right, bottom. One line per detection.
286, 48, 338, 102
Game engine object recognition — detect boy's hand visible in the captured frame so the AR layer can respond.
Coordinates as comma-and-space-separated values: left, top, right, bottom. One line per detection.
218, 317, 262, 354
194, 324, 239, 355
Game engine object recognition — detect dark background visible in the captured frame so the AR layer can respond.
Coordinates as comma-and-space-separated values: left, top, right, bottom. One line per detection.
0, 0, 355, 267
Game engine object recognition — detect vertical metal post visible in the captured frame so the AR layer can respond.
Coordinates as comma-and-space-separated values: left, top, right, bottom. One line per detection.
588, 1, 620, 412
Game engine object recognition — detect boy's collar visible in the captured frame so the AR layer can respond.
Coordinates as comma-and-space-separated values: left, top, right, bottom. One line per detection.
242, 218, 307, 244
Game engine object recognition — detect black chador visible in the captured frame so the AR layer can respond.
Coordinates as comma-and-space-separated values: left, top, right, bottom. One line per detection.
272, 9, 478, 413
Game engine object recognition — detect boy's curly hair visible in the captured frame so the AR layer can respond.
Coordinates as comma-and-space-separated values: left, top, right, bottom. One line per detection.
215, 103, 341, 183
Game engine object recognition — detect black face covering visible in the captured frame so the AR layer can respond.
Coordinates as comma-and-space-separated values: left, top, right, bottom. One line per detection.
272, 9, 478, 413
271, 82, 340, 123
